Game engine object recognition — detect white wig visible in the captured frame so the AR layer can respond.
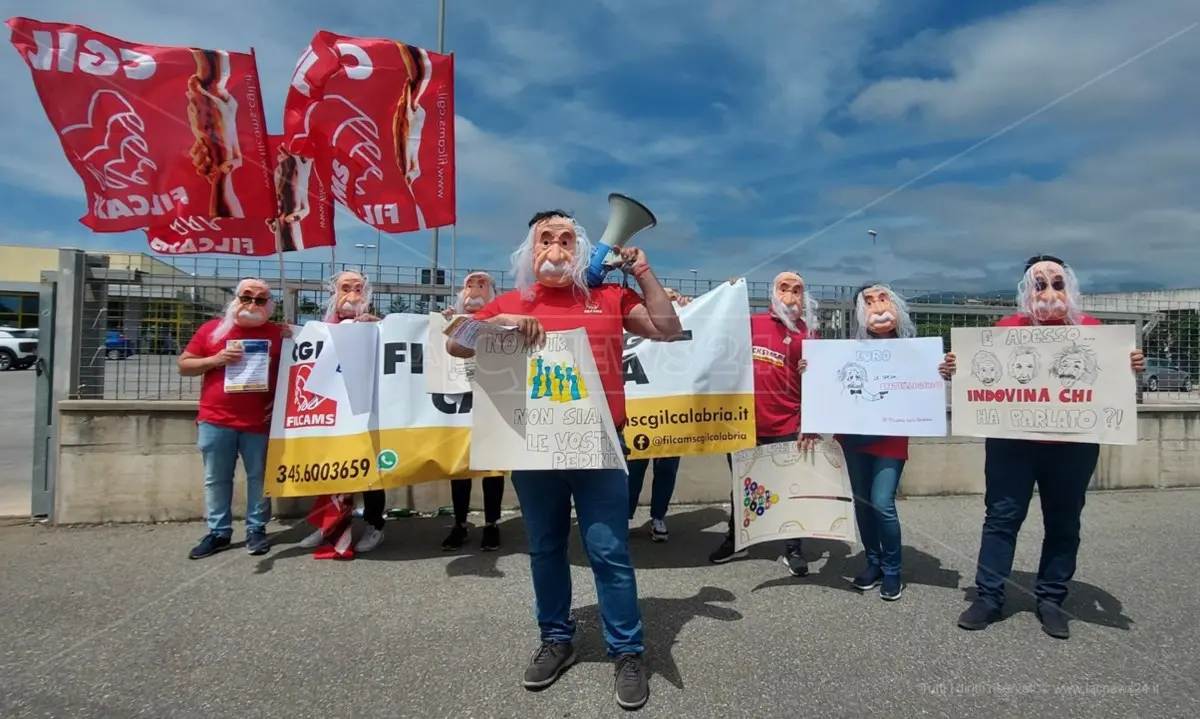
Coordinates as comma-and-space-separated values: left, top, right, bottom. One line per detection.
213, 277, 275, 342
511, 216, 594, 300
770, 272, 820, 334
323, 270, 373, 323
454, 271, 496, 314
855, 284, 916, 339
1017, 262, 1084, 325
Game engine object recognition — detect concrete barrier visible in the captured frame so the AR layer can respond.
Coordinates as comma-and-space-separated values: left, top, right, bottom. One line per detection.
53, 400, 1200, 525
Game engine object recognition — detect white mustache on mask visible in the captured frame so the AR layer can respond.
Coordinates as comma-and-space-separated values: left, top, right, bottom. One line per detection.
1033, 298, 1067, 316
869, 311, 895, 325
340, 301, 362, 313
539, 260, 568, 275
237, 309, 262, 320
464, 297, 485, 308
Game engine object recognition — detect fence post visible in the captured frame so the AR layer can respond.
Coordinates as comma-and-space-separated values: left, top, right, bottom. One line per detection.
52, 250, 109, 400
1135, 317, 1145, 405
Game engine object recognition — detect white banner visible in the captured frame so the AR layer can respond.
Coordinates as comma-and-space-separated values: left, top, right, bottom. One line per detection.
800, 337, 948, 437
950, 324, 1138, 444
470, 328, 628, 473
265, 314, 488, 497
621, 279, 756, 458
731, 440, 858, 551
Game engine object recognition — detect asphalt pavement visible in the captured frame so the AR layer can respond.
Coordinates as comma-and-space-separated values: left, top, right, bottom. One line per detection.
1, 490, 1196, 718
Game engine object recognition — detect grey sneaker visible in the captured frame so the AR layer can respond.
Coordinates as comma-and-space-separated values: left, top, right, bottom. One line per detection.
614, 653, 649, 710
522, 640, 576, 690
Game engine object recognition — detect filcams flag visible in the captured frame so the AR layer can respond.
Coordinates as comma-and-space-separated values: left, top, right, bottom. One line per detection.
145, 135, 337, 256
284, 31, 456, 232
6, 17, 277, 232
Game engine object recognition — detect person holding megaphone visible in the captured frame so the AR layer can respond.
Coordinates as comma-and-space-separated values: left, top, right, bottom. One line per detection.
447, 197, 683, 711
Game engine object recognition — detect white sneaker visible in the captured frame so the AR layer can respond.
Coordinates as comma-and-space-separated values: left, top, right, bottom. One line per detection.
299, 528, 325, 549
356, 527, 385, 553
651, 519, 668, 542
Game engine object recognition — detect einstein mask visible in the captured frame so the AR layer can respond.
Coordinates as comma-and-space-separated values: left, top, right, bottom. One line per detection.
329, 270, 370, 321
458, 271, 495, 313
859, 285, 898, 334
532, 216, 579, 288
1020, 255, 1079, 324
233, 279, 272, 328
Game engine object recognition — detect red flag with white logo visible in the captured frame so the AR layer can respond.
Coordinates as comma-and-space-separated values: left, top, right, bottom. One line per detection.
144, 135, 336, 256
6, 17, 277, 232
284, 31, 456, 233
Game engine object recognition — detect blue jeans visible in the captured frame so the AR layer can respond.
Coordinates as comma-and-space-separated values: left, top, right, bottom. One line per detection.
844, 449, 906, 576
197, 421, 271, 537
511, 467, 643, 656
626, 456, 680, 520
974, 438, 1098, 609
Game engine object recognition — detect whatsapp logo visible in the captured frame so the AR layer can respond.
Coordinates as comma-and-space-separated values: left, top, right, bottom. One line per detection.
376, 450, 399, 471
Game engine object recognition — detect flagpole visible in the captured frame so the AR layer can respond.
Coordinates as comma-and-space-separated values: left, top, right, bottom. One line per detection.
450, 224, 457, 289
427, 0, 446, 309
276, 234, 292, 323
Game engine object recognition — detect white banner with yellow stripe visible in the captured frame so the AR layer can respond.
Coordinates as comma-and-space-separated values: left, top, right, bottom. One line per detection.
622, 279, 757, 459
265, 314, 488, 498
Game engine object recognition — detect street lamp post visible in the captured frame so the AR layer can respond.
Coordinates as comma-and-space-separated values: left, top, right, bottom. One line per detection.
354, 243, 376, 270
867, 229, 878, 280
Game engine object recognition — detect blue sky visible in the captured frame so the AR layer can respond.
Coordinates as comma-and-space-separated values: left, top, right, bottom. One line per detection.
2, 0, 1198, 295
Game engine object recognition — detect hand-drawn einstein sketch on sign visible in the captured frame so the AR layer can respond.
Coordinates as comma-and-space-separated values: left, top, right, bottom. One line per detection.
950, 325, 1137, 445
970, 350, 1003, 387
838, 362, 888, 401
1007, 345, 1040, 384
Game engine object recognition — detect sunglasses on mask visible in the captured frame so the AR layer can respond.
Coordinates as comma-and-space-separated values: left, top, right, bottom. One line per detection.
1035, 278, 1065, 291
238, 295, 270, 306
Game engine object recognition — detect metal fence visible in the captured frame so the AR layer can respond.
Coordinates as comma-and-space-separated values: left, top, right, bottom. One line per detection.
43, 253, 1200, 403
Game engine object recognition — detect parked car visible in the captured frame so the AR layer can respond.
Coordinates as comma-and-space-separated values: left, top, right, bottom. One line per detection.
1140, 357, 1193, 392
106, 330, 135, 360
0, 326, 38, 371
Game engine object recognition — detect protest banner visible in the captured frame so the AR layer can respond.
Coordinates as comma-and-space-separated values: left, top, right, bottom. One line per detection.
800, 337, 948, 437
7, 17, 277, 233
731, 440, 858, 551
424, 312, 473, 394
622, 279, 756, 459
265, 314, 487, 498
950, 324, 1138, 444
470, 328, 628, 473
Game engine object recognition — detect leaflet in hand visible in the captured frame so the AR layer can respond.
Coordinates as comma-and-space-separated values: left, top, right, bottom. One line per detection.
224, 339, 271, 393
443, 316, 517, 351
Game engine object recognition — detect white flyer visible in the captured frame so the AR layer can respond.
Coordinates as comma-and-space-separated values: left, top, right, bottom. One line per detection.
223, 339, 271, 393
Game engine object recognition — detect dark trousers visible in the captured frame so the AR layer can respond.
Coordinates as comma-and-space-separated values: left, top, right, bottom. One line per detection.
626, 456, 681, 520
451, 476, 505, 524
362, 489, 387, 531
725, 434, 801, 550
974, 438, 1099, 609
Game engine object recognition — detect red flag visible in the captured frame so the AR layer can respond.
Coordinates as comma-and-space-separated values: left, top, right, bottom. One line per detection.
6, 17, 277, 232
145, 135, 336, 255
284, 31, 456, 233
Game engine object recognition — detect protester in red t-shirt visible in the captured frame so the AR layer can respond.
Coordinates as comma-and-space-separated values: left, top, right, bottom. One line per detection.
438, 271, 506, 553
447, 209, 683, 711
710, 271, 821, 572
942, 255, 1145, 639
178, 278, 287, 560
827, 283, 927, 601
298, 270, 388, 560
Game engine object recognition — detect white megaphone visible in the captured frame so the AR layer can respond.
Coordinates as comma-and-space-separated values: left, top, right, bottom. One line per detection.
586, 193, 657, 287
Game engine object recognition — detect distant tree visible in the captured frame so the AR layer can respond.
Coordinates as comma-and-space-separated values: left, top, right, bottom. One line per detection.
388, 296, 411, 314
298, 298, 322, 317
412, 297, 429, 315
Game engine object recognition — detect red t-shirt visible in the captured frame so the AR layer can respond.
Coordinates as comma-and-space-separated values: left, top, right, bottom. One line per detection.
994, 312, 1102, 445
472, 284, 643, 427
186, 319, 284, 434
750, 311, 815, 438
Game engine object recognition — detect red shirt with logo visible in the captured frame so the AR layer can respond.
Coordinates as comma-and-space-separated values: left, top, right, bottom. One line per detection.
994, 312, 1103, 445
186, 319, 284, 434
472, 284, 643, 427
750, 311, 815, 438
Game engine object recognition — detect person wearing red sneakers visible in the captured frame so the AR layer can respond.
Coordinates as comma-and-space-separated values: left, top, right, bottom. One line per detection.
710, 271, 820, 575
299, 270, 386, 559
179, 278, 288, 559
944, 255, 1145, 639
440, 271, 506, 552
447, 209, 684, 711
